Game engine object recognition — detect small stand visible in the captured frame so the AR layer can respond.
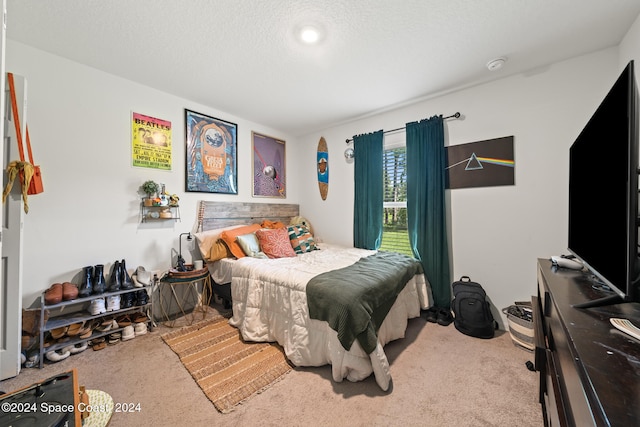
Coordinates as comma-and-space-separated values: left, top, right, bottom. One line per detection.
159, 269, 211, 327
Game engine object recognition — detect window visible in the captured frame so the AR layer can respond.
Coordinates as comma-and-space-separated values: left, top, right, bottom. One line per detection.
380, 135, 413, 257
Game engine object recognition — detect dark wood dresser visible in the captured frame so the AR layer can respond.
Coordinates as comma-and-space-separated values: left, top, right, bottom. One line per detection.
534, 259, 640, 427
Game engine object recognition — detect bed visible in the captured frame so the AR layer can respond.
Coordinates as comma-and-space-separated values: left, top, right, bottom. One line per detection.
194, 201, 432, 390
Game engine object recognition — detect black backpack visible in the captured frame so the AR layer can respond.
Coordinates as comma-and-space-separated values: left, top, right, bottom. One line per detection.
451, 276, 497, 339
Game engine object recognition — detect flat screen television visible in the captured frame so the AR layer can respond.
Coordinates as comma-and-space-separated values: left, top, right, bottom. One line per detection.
568, 60, 640, 308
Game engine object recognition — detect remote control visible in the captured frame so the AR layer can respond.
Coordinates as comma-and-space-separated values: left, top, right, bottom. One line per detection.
551, 256, 584, 270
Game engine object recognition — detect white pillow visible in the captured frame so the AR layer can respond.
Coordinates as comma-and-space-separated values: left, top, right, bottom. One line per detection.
236, 233, 268, 259
194, 225, 244, 261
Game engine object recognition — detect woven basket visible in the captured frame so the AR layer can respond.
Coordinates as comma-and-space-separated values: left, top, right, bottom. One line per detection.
502, 302, 534, 351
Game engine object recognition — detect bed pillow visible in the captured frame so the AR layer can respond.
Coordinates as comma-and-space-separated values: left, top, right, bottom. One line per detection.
220, 224, 262, 258
287, 224, 318, 254
255, 228, 296, 258
236, 233, 268, 259
261, 219, 286, 229
194, 225, 243, 261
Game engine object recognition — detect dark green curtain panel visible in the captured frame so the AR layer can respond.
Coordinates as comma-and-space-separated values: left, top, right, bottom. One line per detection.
406, 116, 451, 309
353, 130, 383, 250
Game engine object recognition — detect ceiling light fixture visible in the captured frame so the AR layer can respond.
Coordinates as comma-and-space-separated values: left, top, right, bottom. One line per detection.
486, 57, 506, 71
299, 25, 321, 44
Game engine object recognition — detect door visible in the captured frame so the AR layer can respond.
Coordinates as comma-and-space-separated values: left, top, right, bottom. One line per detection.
0, 4, 26, 378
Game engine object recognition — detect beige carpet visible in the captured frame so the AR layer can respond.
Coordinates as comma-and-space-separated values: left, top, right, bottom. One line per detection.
161, 315, 292, 413
0, 307, 543, 426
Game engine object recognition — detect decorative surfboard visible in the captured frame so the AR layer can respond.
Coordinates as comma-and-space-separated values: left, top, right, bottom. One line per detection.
317, 137, 329, 200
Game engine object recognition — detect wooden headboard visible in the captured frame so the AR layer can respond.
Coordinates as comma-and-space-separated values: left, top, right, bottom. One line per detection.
197, 201, 299, 231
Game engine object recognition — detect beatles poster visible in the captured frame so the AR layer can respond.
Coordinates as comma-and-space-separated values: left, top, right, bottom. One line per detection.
131, 112, 172, 170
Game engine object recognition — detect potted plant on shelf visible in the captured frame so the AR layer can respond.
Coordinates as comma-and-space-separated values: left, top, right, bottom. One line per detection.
141, 180, 159, 206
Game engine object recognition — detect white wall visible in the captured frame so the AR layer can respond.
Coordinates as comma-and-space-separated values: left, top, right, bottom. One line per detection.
8, 14, 640, 325
620, 12, 640, 73
297, 47, 629, 326
6, 41, 301, 307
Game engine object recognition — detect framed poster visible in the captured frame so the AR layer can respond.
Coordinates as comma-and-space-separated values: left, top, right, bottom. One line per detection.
131, 112, 172, 170
252, 131, 286, 198
445, 136, 515, 189
185, 109, 237, 194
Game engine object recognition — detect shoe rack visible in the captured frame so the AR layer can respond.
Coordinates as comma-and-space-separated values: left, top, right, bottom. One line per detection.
37, 282, 154, 369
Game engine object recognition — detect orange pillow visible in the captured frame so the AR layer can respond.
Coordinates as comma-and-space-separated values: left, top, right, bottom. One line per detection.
255, 228, 296, 259
261, 219, 286, 229
220, 224, 261, 258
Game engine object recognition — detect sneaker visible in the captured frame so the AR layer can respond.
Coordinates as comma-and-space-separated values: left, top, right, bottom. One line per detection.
436, 308, 453, 326
106, 295, 121, 311
62, 342, 88, 355
424, 307, 438, 323
89, 298, 106, 315
45, 349, 70, 362
134, 322, 147, 336
121, 325, 135, 341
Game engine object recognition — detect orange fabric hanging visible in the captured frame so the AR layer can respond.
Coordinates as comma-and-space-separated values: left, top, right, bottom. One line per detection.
3, 73, 43, 213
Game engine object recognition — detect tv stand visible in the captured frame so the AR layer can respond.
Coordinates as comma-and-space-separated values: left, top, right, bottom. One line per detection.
572, 293, 624, 309
535, 259, 640, 426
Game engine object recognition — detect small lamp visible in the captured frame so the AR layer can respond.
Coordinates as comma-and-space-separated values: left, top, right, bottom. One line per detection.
176, 232, 193, 271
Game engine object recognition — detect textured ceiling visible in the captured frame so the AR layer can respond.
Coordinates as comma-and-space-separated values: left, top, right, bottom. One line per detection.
6, 0, 640, 137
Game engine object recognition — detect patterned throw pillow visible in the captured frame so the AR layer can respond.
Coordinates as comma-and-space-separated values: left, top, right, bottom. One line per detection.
287, 224, 318, 254
255, 228, 296, 258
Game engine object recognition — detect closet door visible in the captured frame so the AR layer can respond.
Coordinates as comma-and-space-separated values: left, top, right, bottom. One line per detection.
0, 1, 25, 380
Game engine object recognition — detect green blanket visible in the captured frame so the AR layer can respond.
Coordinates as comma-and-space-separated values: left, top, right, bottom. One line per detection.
306, 251, 423, 354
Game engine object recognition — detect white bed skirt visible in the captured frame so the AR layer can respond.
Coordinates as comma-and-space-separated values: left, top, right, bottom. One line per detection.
228, 245, 431, 390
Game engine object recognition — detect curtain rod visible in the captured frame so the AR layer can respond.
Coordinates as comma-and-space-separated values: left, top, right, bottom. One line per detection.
345, 112, 461, 144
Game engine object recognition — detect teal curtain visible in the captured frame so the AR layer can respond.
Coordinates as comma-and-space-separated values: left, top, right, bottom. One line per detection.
353, 130, 383, 250
406, 116, 451, 309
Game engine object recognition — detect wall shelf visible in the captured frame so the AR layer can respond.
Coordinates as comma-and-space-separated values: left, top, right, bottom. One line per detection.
140, 203, 180, 222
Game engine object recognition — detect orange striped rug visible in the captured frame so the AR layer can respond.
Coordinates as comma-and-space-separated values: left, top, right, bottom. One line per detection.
161, 315, 292, 413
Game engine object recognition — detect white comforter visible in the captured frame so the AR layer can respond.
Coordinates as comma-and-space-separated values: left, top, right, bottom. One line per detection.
229, 244, 431, 390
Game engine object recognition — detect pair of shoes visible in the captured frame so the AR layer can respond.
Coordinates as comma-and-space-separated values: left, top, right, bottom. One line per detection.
77, 322, 94, 339
24, 353, 39, 368
121, 325, 135, 341
134, 322, 147, 336
96, 319, 117, 333
424, 307, 438, 323
107, 332, 121, 345
90, 337, 106, 351
66, 322, 84, 337
62, 342, 88, 355
116, 314, 132, 327
133, 313, 149, 324
89, 298, 106, 315
436, 308, 454, 326
50, 326, 68, 340
132, 266, 152, 287
106, 295, 121, 311
45, 349, 70, 362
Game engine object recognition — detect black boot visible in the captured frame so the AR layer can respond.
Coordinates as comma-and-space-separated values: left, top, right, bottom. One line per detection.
136, 289, 149, 306
79, 266, 93, 298
120, 259, 134, 290
108, 261, 122, 292
121, 291, 134, 309
92, 264, 106, 294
